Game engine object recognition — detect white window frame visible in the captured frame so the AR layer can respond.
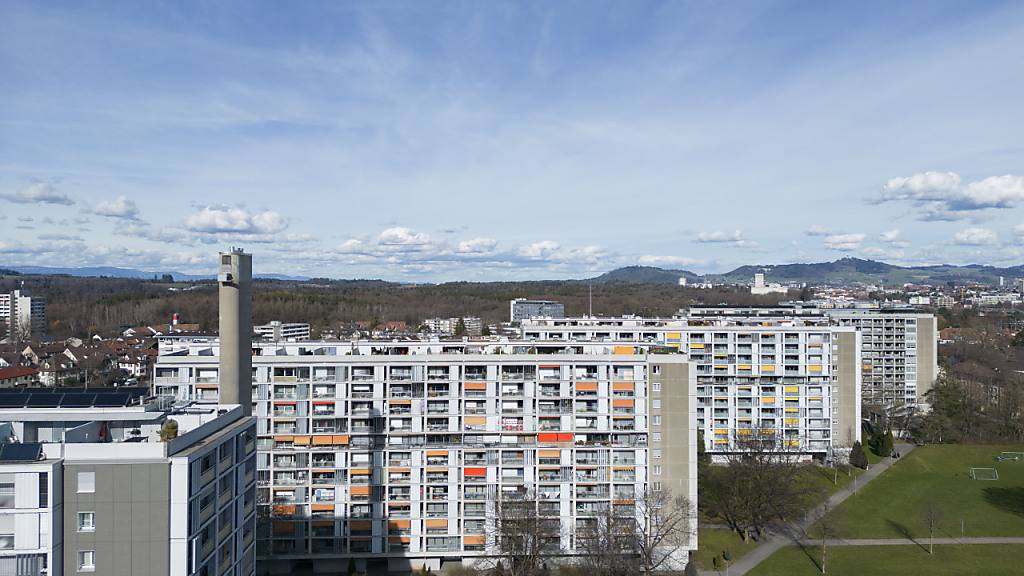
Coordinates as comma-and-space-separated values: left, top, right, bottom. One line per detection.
78, 550, 96, 572
77, 511, 96, 532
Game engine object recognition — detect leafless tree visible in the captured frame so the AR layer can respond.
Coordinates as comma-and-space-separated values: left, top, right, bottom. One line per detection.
488, 489, 562, 576
813, 499, 843, 575
634, 487, 696, 576
703, 429, 822, 541
924, 498, 943, 555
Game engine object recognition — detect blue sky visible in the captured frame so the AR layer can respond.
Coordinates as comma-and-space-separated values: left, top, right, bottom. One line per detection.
2, 0, 1023, 280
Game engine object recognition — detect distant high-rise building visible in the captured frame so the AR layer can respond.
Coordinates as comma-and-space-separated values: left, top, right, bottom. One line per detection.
510, 298, 565, 323
254, 321, 311, 341
0, 289, 46, 341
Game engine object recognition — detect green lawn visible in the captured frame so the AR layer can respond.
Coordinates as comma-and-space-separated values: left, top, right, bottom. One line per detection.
812, 444, 1024, 539
694, 528, 759, 570
748, 544, 1024, 576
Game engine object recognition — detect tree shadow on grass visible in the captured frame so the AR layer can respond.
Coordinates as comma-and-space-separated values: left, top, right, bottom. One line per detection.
886, 518, 928, 552
983, 487, 1024, 517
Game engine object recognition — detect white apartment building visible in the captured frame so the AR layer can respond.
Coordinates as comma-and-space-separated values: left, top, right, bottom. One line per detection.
0, 290, 46, 342
254, 322, 311, 342
520, 317, 861, 459
0, 387, 257, 576
523, 304, 937, 413
421, 317, 483, 337
153, 338, 698, 574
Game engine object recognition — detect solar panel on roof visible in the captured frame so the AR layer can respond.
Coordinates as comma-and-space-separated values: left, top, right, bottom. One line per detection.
25, 393, 63, 408
60, 393, 97, 408
0, 394, 28, 408
0, 443, 42, 462
93, 392, 131, 407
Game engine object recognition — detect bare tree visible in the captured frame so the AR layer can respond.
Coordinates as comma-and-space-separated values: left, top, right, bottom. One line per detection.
703, 429, 822, 541
576, 488, 695, 576
814, 499, 843, 575
924, 498, 943, 555
488, 489, 562, 576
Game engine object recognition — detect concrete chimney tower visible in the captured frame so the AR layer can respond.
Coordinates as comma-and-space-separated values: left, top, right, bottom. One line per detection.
218, 249, 252, 416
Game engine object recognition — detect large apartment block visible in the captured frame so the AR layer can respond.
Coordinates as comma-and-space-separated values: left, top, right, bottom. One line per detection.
0, 387, 257, 576
826, 310, 937, 409
0, 290, 46, 342
520, 319, 861, 459
153, 339, 697, 574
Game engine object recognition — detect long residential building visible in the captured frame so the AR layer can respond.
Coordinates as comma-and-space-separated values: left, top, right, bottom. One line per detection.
522, 304, 936, 412
520, 319, 862, 458
0, 387, 256, 576
153, 338, 698, 574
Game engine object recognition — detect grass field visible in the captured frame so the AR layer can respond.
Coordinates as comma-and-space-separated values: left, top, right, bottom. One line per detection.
747, 544, 1024, 576
812, 444, 1024, 539
694, 528, 759, 570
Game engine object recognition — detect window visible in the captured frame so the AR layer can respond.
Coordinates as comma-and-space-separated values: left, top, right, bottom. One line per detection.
653, 432, 662, 443
78, 550, 96, 572
0, 515, 12, 549
0, 474, 13, 508
39, 472, 48, 508
653, 449, 662, 460
77, 472, 95, 494
652, 382, 661, 393
653, 465, 662, 476
652, 366, 661, 375
652, 399, 661, 409
78, 512, 96, 532
652, 415, 662, 426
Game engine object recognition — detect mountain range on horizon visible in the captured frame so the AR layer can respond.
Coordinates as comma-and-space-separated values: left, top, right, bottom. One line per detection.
2, 257, 1022, 287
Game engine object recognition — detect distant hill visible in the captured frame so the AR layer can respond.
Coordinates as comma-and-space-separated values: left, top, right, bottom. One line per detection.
588, 266, 701, 285
3, 265, 308, 282
595, 258, 1024, 287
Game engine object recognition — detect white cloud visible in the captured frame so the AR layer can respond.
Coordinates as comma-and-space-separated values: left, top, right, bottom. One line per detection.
378, 227, 430, 247
823, 233, 866, 251
0, 183, 74, 205
695, 230, 749, 245
952, 227, 997, 246
519, 240, 561, 259
805, 225, 831, 237
92, 195, 140, 220
637, 255, 701, 268
875, 171, 1024, 220
860, 247, 905, 260
185, 206, 288, 234
879, 229, 901, 243
456, 237, 498, 254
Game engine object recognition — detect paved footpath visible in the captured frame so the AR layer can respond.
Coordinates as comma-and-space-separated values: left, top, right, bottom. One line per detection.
704, 443, 916, 576
796, 537, 1024, 546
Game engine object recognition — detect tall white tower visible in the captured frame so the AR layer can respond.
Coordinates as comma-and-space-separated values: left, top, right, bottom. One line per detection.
219, 249, 252, 416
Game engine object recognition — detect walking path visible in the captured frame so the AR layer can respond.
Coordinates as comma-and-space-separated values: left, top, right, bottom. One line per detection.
796, 536, 1024, 546
706, 443, 916, 576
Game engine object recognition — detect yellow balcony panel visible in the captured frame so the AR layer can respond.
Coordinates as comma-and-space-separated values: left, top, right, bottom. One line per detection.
761, 397, 775, 404
738, 365, 752, 370
808, 365, 823, 372
689, 343, 705, 349
761, 365, 775, 372
784, 386, 799, 393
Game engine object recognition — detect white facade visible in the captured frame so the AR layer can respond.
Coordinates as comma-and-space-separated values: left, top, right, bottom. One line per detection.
0, 290, 46, 341
255, 321, 311, 341
153, 338, 698, 574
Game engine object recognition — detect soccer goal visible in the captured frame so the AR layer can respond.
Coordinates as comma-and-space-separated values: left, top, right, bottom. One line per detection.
995, 452, 1024, 462
969, 467, 999, 480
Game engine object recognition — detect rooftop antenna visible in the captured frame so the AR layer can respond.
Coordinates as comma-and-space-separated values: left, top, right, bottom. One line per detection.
588, 283, 593, 318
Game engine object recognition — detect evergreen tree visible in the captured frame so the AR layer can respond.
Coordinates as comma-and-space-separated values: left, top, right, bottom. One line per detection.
881, 429, 895, 456
494, 560, 505, 576
684, 560, 699, 576
849, 441, 868, 469
455, 318, 467, 337
481, 323, 491, 336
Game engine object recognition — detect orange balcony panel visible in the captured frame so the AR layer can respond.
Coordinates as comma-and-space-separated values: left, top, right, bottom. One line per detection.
464, 467, 487, 477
